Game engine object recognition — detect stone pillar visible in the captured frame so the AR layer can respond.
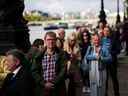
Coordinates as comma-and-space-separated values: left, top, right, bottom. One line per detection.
0, 0, 31, 54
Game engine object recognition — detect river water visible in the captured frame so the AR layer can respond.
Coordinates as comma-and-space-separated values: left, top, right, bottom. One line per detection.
28, 26, 75, 44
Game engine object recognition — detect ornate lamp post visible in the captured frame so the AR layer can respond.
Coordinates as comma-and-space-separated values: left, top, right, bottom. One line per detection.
123, 0, 127, 21
126, 0, 128, 18
116, 0, 121, 23
99, 0, 107, 25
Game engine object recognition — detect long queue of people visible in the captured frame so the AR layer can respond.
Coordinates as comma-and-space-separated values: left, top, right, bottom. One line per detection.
0, 22, 121, 96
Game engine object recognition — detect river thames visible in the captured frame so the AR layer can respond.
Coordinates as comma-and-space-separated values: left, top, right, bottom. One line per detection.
29, 26, 75, 44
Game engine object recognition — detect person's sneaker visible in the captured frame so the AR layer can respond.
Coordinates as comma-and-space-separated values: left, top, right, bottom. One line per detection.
85, 87, 90, 93
82, 87, 90, 93
82, 87, 86, 93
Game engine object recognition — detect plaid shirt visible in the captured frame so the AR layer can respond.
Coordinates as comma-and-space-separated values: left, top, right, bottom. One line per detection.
42, 53, 57, 82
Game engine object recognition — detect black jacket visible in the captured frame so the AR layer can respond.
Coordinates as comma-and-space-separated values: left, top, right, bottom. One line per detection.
1, 66, 35, 96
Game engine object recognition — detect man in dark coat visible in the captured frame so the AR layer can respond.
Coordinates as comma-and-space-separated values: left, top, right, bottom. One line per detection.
1, 49, 35, 96
31, 31, 68, 96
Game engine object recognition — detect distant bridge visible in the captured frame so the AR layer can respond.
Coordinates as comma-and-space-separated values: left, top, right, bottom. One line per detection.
27, 18, 99, 27
27, 17, 117, 28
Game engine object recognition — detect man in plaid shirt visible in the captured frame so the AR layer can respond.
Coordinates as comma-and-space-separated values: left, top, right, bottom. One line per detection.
31, 31, 68, 96
42, 53, 57, 82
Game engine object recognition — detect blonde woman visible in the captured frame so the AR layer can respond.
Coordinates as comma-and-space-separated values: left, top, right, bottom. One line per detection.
64, 32, 82, 96
64, 32, 81, 60
64, 32, 81, 71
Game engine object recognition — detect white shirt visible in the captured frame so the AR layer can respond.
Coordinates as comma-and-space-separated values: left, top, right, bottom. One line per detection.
12, 66, 21, 77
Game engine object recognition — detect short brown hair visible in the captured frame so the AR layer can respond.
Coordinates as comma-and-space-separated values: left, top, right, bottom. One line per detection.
44, 31, 56, 40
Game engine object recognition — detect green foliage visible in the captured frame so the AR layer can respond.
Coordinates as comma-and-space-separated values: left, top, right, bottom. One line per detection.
23, 13, 61, 21
24, 15, 42, 21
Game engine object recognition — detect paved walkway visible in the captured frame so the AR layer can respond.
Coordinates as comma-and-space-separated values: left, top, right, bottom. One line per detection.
113, 54, 128, 96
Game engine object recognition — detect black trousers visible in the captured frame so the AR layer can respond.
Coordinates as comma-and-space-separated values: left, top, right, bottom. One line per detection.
105, 55, 120, 96
125, 39, 128, 55
80, 69, 90, 87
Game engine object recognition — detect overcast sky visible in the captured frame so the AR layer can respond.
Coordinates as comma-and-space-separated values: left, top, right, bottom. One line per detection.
25, 0, 124, 13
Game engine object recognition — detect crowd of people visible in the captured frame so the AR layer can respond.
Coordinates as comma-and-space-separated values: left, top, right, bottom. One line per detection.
0, 21, 127, 96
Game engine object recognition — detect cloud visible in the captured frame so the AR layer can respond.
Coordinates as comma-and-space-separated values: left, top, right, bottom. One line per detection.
25, 0, 124, 13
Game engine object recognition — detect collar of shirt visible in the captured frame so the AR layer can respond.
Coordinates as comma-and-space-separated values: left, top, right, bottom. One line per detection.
12, 66, 21, 77
44, 50, 57, 56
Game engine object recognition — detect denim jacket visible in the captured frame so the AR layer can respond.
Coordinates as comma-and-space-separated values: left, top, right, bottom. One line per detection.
85, 45, 112, 70
101, 37, 111, 51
